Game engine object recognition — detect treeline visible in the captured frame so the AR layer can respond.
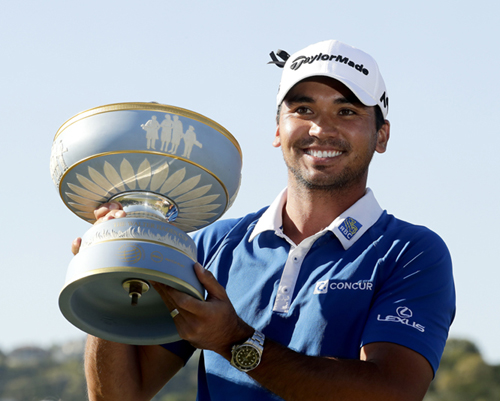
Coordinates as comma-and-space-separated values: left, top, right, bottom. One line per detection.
0, 338, 498, 400
425, 339, 500, 401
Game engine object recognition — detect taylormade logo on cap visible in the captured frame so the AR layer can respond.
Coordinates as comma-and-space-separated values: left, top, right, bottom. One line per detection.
276, 40, 389, 118
290, 53, 370, 76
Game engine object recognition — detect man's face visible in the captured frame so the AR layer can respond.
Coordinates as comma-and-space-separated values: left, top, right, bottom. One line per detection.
273, 77, 390, 192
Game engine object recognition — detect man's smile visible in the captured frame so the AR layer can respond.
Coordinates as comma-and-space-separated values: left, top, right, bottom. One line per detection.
304, 149, 343, 158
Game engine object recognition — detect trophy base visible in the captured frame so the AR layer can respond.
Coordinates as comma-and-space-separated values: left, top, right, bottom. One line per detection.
59, 218, 203, 345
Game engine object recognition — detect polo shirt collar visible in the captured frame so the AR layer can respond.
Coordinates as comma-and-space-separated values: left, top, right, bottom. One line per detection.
248, 187, 383, 250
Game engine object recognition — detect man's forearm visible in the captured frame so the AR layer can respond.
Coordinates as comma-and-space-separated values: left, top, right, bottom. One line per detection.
85, 336, 145, 401
85, 336, 183, 401
243, 339, 431, 401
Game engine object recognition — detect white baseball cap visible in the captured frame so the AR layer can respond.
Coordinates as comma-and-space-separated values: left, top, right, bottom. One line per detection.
276, 40, 389, 118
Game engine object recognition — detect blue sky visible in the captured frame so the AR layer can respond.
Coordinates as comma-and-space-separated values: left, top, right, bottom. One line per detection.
1, 0, 499, 365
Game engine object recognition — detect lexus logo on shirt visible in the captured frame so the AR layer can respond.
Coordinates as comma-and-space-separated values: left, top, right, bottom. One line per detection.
377, 306, 425, 333
396, 306, 413, 319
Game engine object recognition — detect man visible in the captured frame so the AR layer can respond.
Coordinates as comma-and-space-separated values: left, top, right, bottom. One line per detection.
159, 114, 173, 152
78, 40, 455, 400
182, 125, 202, 158
141, 115, 160, 150
169, 114, 184, 154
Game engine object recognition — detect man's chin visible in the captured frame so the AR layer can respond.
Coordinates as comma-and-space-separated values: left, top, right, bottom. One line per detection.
291, 168, 368, 193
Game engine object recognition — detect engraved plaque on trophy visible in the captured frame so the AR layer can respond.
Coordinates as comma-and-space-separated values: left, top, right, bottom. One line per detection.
50, 103, 242, 345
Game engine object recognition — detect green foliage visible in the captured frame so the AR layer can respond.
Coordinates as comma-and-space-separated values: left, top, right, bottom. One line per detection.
425, 339, 500, 401
0, 348, 87, 401
0, 342, 199, 401
0, 338, 498, 401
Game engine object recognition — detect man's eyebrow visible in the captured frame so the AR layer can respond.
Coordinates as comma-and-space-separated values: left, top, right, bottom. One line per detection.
333, 96, 364, 106
285, 94, 315, 104
285, 94, 364, 107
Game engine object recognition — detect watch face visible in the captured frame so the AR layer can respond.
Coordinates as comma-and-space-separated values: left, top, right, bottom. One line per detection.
234, 345, 259, 369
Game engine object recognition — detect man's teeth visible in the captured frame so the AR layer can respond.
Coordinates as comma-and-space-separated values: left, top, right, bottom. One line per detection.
307, 150, 342, 158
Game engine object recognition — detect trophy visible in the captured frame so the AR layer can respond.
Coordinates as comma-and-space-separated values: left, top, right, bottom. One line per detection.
50, 102, 242, 345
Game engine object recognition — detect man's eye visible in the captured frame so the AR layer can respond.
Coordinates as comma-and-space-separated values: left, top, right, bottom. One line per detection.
339, 109, 355, 116
295, 106, 312, 114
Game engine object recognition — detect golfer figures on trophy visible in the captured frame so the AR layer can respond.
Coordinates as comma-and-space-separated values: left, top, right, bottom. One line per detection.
50, 102, 242, 345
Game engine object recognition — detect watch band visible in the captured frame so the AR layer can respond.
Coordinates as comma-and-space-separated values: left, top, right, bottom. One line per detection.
247, 330, 265, 350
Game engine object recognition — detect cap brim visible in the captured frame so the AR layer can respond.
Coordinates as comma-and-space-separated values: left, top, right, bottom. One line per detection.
277, 73, 377, 109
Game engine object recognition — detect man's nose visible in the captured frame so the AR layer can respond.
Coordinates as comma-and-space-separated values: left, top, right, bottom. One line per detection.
308, 116, 338, 138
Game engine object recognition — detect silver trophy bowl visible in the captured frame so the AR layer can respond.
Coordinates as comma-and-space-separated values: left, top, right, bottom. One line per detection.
50, 102, 242, 345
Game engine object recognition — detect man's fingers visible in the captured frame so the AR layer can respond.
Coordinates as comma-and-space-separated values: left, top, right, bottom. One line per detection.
152, 278, 208, 319
94, 202, 124, 222
71, 237, 82, 255
193, 263, 227, 301
102, 209, 126, 222
151, 281, 178, 310
151, 267, 245, 353
151, 282, 195, 330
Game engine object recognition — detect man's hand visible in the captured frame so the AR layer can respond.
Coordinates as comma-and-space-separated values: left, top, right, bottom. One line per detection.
94, 202, 126, 223
152, 263, 254, 358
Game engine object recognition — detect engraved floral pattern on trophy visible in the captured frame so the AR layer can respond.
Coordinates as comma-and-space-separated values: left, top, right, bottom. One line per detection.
64, 158, 222, 232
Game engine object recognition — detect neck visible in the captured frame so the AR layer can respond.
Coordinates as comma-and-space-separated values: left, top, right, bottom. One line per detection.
282, 181, 367, 245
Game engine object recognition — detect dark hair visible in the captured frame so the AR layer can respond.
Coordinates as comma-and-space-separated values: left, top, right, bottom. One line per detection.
374, 106, 385, 132
276, 104, 282, 125
276, 103, 386, 131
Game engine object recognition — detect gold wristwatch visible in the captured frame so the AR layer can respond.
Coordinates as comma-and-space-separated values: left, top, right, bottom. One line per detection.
230, 330, 265, 372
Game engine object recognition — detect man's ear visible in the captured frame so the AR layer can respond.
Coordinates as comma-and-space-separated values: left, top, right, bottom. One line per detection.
272, 125, 281, 148
375, 120, 390, 154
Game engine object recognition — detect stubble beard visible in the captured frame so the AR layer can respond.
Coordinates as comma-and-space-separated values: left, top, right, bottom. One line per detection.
285, 137, 376, 194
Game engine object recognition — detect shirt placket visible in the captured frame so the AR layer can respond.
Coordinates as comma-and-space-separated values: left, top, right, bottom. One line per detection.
272, 234, 323, 313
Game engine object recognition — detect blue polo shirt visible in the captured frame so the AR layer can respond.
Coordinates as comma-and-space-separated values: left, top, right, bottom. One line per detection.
163, 188, 455, 400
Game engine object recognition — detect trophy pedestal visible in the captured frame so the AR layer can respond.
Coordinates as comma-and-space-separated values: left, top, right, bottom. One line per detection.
59, 215, 203, 345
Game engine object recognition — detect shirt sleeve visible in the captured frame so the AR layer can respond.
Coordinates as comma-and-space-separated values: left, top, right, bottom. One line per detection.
160, 340, 197, 365
361, 227, 456, 375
